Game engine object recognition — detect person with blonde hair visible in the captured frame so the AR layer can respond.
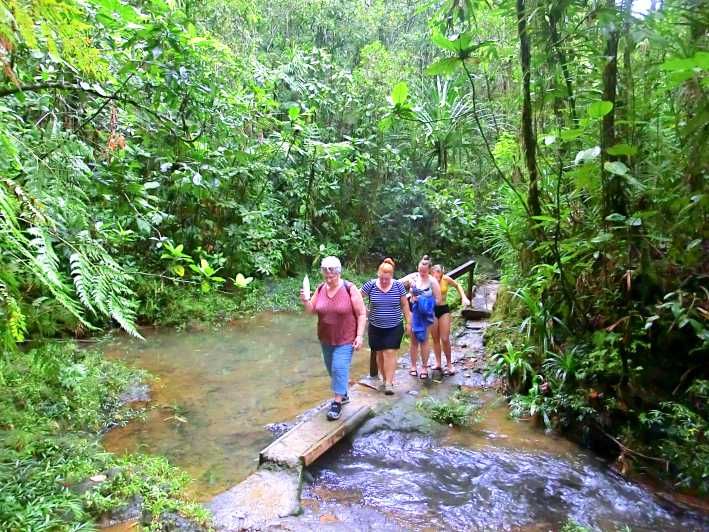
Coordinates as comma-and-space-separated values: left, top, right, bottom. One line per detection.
400, 255, 442, 379
431, 264, 470, 375
300, 256, 367, 420
360, 258, 411, 395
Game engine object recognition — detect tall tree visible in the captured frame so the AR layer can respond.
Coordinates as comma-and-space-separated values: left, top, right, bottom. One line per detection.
516, 0, 542, 218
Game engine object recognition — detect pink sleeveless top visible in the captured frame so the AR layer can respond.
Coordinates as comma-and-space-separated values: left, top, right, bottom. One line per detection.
314, 282, 357, 346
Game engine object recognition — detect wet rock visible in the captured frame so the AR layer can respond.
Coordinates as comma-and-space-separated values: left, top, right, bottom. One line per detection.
70, 467, 123, 496
157, 511, 208, 531
119, 382, 151, 404
208, 467, 302, 530
99, 495, 143, 527
265, 422, 292, 438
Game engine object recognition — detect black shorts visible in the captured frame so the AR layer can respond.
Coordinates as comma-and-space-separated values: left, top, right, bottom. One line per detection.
368, 322, 404, 351
434, 304, 450, 318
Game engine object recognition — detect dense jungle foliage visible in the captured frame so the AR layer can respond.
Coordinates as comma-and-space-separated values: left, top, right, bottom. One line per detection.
0, 0, 707, 528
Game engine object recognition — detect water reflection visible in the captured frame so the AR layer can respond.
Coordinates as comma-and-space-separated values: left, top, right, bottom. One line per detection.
102, 312, 370, 499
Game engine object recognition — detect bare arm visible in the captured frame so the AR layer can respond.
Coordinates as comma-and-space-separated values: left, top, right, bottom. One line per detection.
398, 272, 416, 286
445, 275, 471, 306
431, 277, 443, 305
401, 295, 412, 335
350, 287, 367, 350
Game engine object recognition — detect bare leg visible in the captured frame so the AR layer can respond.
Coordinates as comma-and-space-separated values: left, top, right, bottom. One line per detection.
410, 334, 426, 371
409, 335, 420, 373
382, 349, 397, 384
430, 317, 442, 369
439, 313, 453, 370
420, 334, 431, 371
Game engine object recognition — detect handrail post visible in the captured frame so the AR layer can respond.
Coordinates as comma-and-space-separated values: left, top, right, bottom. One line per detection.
466, 265, 475, 302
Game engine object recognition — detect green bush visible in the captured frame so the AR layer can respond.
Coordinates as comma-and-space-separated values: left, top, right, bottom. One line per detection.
416, 389, 482, 427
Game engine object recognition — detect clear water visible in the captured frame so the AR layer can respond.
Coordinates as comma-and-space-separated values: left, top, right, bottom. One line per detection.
102, 312, 370, 499
102, 313, 709, 530
302, 394, 709, 531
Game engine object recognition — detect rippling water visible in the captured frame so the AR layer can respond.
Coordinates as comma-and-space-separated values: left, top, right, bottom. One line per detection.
304, 395, 709, 531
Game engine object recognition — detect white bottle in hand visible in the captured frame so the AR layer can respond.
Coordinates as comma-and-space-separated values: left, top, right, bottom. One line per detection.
303, 274, 310, 300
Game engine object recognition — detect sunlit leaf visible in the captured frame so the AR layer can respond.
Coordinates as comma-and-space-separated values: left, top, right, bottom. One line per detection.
607, 143, 637, 156
426, 57, 460, 76
587, 100, 613, 118
391, 82, 409, 105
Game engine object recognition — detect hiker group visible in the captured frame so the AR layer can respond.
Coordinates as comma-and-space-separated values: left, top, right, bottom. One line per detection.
299, 255, 470, 421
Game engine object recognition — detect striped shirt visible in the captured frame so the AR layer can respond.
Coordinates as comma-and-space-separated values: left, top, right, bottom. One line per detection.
361, 279, 407, 328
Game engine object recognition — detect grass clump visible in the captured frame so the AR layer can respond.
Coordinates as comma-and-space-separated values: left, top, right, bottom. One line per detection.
0, 343, 209, 530
416, 389, 482, 427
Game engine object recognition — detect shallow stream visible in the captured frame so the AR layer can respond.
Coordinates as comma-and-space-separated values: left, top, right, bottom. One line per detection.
103, 312, 368, 498
103, 312, 709, 530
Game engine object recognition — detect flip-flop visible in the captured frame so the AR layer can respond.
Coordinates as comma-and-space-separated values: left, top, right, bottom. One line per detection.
419, 370, 429, 379
430, 366, 442, 374
409, 368, 418, 377
443, 367, 456, 376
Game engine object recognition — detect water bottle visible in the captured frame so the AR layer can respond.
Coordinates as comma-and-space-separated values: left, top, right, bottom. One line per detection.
303, 274, 310, 299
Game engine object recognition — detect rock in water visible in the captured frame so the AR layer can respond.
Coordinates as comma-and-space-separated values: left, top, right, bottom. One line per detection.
208, 467, 302, 530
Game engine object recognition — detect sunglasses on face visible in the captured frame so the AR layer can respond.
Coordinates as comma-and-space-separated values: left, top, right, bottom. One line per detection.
320, 266, 341, 274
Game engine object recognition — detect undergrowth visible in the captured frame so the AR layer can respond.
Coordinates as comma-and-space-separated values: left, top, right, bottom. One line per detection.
0, 343, 210, 530
135, 272, 372, 327
416, 388, 482, 427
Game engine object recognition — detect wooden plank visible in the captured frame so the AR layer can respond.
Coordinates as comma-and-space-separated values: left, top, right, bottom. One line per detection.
260, 403, 373, 467
447, 258, 476, 280
301, 405, 371, 466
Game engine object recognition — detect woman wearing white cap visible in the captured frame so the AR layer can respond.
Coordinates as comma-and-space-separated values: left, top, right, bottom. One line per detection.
300, 256, 367, 420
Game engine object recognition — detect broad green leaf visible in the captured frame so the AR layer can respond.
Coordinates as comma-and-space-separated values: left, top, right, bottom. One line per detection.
426, 57, 460, 76
604, 161, 629, 175
391, 82, 409, 105
587, 100, 613, 118
605, 213, 626, 222
200, 258, 208, 269
173, 264, 185, 277
288, 106, 300, 121
607, 143, 637, 156
559, 128, 583, 141
660, 52, 709, 72
144, 181, 160, 190
431, 30, 467, 52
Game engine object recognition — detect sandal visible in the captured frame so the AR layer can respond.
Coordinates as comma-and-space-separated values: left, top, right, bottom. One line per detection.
419, 370, 429, 379
409, 368, 418, 377
430, 366, 442, 374
443, 367, 456, 377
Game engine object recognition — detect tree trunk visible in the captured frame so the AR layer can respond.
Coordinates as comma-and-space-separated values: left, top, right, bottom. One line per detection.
683, 0, 708, 192
516, 0, 542, 218
601, 0, 627, 218
548, 4, 577, 125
